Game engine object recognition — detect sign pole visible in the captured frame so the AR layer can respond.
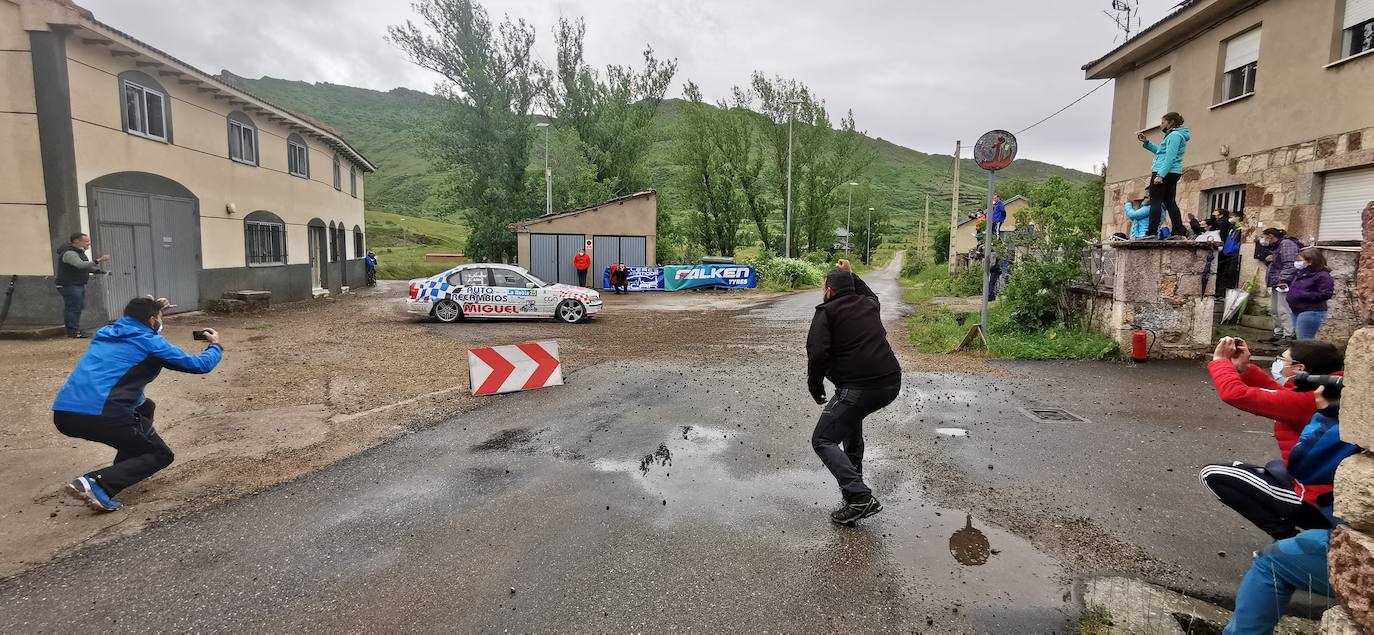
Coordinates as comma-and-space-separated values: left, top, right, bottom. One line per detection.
957, 130, 1017, 353
981, 169, 995, 336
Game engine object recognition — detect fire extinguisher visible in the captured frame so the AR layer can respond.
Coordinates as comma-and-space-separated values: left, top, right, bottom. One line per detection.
1131, 324, 1156, 362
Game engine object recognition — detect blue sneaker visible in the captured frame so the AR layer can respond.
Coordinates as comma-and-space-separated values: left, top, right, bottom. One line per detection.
65, 476, 121, 511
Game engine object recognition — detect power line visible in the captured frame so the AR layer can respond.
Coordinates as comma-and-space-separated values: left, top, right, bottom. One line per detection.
1014, 80, 1111, 136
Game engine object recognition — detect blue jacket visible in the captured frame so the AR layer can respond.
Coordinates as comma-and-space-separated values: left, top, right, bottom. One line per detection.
1288, 411, 1362, 521
53, 317, 223, 417
1142, 127, 1190, 175
991, 200, 1007, 223
1123, 202, 1151, 238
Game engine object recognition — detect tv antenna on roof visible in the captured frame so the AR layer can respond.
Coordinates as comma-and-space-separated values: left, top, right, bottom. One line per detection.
1103, 0, 1141, 43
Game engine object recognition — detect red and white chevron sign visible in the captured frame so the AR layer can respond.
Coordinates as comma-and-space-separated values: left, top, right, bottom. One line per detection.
468, 341, 564, 396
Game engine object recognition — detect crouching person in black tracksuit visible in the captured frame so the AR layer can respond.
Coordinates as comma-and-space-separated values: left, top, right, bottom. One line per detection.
807, 259, 902, 525
52, 297, 223, 512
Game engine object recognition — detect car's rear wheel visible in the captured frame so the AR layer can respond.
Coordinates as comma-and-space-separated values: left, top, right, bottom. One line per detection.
434, 299, 463, 323
556, 299, 586, 324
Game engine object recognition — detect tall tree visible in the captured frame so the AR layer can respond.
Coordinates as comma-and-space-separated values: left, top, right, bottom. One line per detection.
750, 73, 874, 257
675, 81, 746, 256
388, 0, 541, 262
543, 18, 677, 198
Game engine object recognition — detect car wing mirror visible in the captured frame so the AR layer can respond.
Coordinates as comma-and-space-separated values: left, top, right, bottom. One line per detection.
526, 282, 537, 289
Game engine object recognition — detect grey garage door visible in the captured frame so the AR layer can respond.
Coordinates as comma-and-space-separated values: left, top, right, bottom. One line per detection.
530, 233, 585, 285
592, 235, 647, 289
93, 187, 199, 317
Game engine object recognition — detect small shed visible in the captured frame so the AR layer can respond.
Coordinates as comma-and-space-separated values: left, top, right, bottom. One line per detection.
511, 191, 658, 287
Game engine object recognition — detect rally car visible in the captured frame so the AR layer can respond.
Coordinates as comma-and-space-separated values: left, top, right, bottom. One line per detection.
407, 263, 603, 324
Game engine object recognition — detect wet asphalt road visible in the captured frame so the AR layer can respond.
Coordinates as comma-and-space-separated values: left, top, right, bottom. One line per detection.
0, 257, 1279, 632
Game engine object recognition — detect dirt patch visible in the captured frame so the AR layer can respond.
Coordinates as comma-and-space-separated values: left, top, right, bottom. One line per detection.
0, 284, 774, 578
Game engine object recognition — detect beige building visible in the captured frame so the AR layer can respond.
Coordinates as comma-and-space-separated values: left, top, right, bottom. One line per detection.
1, 0, 373, 328
952, 195, 1029, 258
512, 191, 657, 288
1086, 0, 1374, 247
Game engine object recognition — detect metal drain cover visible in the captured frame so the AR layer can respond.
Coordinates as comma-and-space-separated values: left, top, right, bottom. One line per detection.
1018, 407, 1088, 424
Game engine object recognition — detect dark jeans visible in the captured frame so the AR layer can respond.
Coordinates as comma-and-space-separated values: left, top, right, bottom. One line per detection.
812, 383, 901, 502
54, 399, 175, 497
1146, 172, 1185, 236
56, 284, 85, 335
614, 282, 628, 294
576, 269, 588, 287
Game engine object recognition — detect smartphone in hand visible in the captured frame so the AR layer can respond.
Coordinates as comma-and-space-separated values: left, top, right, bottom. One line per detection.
192, 329, 209, 341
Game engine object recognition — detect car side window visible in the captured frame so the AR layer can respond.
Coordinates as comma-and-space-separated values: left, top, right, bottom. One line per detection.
448, 267, 489, 287
491, 268, 529, 287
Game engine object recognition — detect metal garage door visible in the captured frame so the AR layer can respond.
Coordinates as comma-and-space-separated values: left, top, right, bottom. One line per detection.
592, 235, 647, 289
1319, 166, 1374, 241
93, 187, 199, 317
530, 233, 585, 285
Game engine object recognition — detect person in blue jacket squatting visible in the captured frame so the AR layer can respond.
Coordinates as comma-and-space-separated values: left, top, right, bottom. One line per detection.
52, 296, 224, 512
1224, 378, 1360, 635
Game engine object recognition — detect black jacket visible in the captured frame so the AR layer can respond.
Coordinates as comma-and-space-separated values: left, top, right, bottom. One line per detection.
806, 273, 901, 400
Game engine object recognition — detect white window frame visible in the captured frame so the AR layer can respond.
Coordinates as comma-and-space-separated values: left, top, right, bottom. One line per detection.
1343, 14, 1374, 59
288, 139, 310, 178
1220, 28, 1260, 103
1142, 70, 1171, 132
245, 220, 287, 266
122, 79, 168, 142
1205, 185, 1247, 215
228, 119, 257, 165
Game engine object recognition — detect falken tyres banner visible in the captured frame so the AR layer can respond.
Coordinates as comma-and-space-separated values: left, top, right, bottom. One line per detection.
662, 265, 757, 291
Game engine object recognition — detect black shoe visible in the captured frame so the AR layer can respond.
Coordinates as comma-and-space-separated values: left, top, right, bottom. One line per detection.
67, 331, 87, 339
830, 497, 883, 525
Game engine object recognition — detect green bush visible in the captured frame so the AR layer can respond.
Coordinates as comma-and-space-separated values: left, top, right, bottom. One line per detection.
748, 253, 827, 291
948, 266, 984, 297
900, 249, 926, 278
997, 257, 1083, 332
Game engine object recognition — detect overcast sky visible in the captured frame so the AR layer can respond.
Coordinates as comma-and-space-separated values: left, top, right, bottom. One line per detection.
80, 0, 1179, 172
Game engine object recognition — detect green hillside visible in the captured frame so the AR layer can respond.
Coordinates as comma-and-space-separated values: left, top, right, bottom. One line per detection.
222, 73, 1093, 243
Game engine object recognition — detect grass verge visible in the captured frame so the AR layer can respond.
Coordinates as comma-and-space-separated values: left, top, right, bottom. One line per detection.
365, 210, 470, 280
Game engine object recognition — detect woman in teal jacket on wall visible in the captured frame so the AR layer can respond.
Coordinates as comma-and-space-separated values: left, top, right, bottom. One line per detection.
1137, 112, 1191, 239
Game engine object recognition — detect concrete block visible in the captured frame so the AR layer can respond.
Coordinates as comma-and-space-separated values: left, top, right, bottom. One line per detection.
1345, 328, 1374, 450
1322, 605, 1364, 634
1331, 526, 1374, 633
1336, 453, 1374, 533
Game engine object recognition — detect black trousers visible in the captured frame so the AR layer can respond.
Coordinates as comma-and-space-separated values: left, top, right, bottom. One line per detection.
1200, 462, 1332, 540
576, 269, 588, 287
54, 399, 175, 496
1146, 172, 1185, 236
812, 383, 901, 502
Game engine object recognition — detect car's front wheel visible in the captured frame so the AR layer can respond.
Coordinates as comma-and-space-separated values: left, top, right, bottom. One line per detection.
556, 299, 586, 324
434, 299, 464, 323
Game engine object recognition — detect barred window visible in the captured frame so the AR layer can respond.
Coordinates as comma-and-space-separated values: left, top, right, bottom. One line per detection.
244, 211, 286, 266
1206, 185, 1246, 214
353, 225, 364, 258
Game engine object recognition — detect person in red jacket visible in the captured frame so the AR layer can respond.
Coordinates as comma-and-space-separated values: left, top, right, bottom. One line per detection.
573, 249, 591, 288
1200, 337, 1344, 539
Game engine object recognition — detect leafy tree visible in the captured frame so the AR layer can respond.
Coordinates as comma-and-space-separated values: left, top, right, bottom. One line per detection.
388, 0, 542, 262
932, 225, 951, 264
1023, 175, 1106, 249
543, 18, 677, 198
674, 82, 765, 256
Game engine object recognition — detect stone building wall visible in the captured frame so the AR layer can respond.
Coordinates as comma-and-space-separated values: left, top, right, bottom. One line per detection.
1095, 242, 1216, 359
1326, 202, 1374, 632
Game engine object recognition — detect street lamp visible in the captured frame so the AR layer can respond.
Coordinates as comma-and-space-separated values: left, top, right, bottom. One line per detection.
784, 98, 803, 258
845, 181, 858, 253
536, 122, 551, 216
866, 207, 875, 265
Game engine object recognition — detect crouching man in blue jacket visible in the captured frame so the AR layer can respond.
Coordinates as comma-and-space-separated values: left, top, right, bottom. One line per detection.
53, 297, 223, 511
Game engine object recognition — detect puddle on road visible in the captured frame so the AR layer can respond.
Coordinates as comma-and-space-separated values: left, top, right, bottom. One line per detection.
935, 427, 969, 437
638, 443, 672, 475
949, 514, 991, 565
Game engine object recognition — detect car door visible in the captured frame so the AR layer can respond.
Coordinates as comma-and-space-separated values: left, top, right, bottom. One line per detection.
446, 267, 491, 316
490, 267, 543, 317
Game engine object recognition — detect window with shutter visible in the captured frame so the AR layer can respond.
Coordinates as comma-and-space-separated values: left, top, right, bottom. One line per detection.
1343, 0, 1374, 57
1221, 28, 1260, 102
1144, 71, 1170, 129
1319, 167, 1374, 242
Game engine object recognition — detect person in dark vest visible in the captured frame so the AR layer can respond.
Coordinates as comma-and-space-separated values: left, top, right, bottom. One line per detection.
807, 259, 902, 525
55, 232, 110, 338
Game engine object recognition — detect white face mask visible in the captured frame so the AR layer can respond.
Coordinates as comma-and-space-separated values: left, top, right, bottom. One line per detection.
1294, 261, 1308, 270
154, 318, 164, 334
1270, 358, 1286, 381
1259, 239, 1271, 247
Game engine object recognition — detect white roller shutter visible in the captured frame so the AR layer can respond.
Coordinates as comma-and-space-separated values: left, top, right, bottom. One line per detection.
1145, 71, 1171, 127
1224, 28, 1261, 72
1319, 167, 1374, 241
1346, 0, 1374, 29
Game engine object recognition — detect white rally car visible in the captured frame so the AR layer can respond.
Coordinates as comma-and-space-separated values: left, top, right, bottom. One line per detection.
407, 263, 603, 324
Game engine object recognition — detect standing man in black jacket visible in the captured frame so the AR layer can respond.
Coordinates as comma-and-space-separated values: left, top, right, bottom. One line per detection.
807, 259, 902, 525
55, 232, 110, 338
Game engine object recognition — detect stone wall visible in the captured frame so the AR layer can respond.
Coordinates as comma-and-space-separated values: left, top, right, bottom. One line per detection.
1321, 247, 1362, 346
1325, 203, 1374, 632
1094, 241, 1216, 359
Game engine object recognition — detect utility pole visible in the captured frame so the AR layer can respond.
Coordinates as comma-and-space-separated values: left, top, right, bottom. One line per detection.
948, 140, 961, 272
866, 207, 875, 265
923, 193, 931, 260
784, 98, 802, 258
536, 122, 552, 215
846, 181, 858, 253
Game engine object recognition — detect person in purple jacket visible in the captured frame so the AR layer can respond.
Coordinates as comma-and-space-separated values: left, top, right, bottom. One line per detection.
1287, 247, 1335, 340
